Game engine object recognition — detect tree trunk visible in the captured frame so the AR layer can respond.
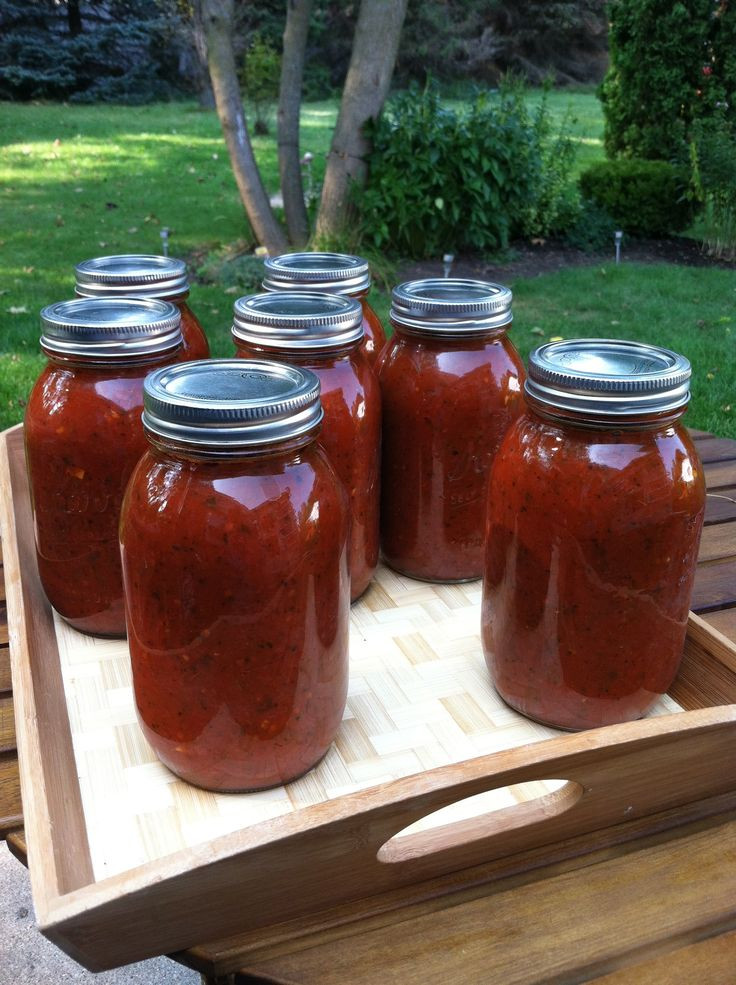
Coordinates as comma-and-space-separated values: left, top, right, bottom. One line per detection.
67, 0, 82, 36
197, 0, 288, 254
278, 0, 314, 247
315, 0, 408, 242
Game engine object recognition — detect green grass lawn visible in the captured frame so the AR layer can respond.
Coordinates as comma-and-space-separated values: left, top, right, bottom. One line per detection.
1, 91, 734, 436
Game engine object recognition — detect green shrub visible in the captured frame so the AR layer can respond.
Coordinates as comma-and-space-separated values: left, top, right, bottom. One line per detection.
242, 34, 280, 136
689, 115, 736, 260
578, 159, 695, 237
599, 0, 736, 161
356, 81, 579, 258
564, 198, 619, 252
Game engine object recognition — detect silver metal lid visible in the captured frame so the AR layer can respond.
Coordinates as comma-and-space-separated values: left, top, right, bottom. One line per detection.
75, 254, 189, 298
391, 279, 513, 336
40, 298, 183, 360
262, 252, 371, 294
142, 359, 323, 450
232, 292, 363, 351
526, 339, 692, 417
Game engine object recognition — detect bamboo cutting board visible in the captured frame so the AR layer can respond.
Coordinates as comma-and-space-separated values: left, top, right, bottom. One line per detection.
3, 423, 736, 972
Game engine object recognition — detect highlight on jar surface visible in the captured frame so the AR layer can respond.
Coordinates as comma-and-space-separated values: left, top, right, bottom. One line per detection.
24, 296, 184, 637
482, 338, 706, 731
232, 291, 380, 602
262, 251, 387, 366
378, 278, 525, 582
120, 359, 351, 792
75, 253, 210, 359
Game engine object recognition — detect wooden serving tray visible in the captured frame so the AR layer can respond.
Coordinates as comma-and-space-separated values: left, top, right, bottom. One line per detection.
3, 423, 736, 972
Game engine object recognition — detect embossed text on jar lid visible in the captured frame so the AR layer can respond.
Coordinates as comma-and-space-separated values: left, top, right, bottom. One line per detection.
40, 297, 182, 360
526, 339, 692, 417
263, 252, 371, 294
143, 359, 323, 449
75, 254, 189, 298
232, 291, 363, 351
390, 278, 513, 336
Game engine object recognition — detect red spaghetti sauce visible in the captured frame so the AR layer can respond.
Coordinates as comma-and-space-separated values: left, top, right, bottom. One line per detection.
233, 292, 380, 601
379, 279, 524, 581
25, 298, 183, 636
482, 340, 705, 730
120, 360, 350, 791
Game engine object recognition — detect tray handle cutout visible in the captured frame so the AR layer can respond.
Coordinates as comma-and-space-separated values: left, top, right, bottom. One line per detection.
377, 779, 584, 864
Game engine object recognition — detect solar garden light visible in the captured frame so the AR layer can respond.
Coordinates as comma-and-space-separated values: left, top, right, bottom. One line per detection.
615, 230, 623, 265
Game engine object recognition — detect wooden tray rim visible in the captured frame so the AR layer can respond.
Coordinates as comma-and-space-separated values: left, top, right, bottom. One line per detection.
4, 423, 736, 971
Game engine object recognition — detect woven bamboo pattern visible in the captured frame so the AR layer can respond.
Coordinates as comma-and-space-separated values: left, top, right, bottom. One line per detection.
56, 564, 683, 881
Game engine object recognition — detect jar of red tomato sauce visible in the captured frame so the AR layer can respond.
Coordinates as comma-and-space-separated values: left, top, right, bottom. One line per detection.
262, 252, 386, 366
25, 297, 183, 636
379, 278, 525, 582
482, 339, 706, 731
232, 292, 380, 601
120, 360, 350, 791
75, 254, 210, 359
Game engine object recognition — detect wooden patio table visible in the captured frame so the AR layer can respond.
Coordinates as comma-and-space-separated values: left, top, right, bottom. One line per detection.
1, 429, 735, 984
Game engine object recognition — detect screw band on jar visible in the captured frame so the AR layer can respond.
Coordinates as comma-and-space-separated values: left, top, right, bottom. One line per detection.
525, 339, 692, 418
142, 359, 323, 450
75, 254, 190, 299
262, 252, 371, 295
40, 297, 183, 360
232, 292, 364, 351
390, 278, 513, 337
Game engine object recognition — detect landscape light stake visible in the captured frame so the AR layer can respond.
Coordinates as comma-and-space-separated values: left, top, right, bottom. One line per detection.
615, 230, 623, 265
160, 227, 170, 257
301, 152, 314, 206
443, 253, 455, 278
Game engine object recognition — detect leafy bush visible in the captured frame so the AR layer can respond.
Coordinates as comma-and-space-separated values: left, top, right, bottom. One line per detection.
600, 0, 736, 161
564, 198, 619, 252
242, 33, 280, 136
578, 159, 695, 237
356, 81, 579, 258
689, 115, 736, 260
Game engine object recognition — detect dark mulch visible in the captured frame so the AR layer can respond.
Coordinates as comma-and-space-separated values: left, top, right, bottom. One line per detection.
397, 236, 735, 284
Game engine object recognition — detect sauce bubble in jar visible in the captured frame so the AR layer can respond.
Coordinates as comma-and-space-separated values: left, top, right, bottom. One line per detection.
232, 291, 380, 601
25, 297, 183, 636
482, 339, 706, 730
263, 252, 386, 367
75, 254, 210, 359
379, 278, 525, 581
120, 360, 350, 791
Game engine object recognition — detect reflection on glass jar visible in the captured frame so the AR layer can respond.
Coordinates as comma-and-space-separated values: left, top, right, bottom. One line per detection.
25, 297, 183, 636
379, 278, 525, 582
482, 339, 706, 730
120, 359, 350, 791
232, 291, 380, 601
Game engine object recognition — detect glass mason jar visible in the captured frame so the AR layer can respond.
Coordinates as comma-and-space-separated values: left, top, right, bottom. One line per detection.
379, 279, 525, 582
232, 292, 380, 602
262, 252, 387, 367
24, 297, 183, 637
120, 359, 351, 791
482, 339, 706, 731
75, 254, 210, 359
